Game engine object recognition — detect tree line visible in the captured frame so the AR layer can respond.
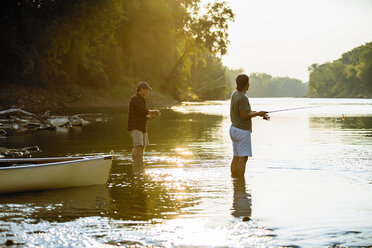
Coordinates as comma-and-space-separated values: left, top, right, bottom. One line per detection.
308, 42, 372, 98
0, 0, 234, 101
237, 72, 307, 97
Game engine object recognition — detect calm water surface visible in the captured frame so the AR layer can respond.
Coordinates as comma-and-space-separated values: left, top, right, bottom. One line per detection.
0, 98, 371, 247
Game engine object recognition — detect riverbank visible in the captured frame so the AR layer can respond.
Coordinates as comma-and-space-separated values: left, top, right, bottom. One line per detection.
0, 84, 174, 114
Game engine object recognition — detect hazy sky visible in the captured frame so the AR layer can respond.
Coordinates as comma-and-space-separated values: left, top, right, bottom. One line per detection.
221, 0, 372, 82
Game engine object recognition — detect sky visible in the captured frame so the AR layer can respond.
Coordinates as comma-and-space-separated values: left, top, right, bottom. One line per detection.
221, 0, 372, 82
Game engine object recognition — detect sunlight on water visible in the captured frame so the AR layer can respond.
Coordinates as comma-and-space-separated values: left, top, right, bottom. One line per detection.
174, 147, 193, 156
0, 98, 371, 247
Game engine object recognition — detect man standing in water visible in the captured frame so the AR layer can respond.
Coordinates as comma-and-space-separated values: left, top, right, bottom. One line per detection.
128, 82, 160, 165
229, 74, 267, 177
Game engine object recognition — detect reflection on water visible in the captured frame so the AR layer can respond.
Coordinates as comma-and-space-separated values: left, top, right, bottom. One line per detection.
0, 98, 372, 247
231, 178, 252, 218
0, 185, 111, 223
108, 163, 199, 221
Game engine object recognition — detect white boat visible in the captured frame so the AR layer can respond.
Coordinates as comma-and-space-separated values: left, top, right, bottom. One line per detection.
0, 155, 112, 194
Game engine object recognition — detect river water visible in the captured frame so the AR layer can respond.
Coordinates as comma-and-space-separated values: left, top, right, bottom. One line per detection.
0, 98, 371, 247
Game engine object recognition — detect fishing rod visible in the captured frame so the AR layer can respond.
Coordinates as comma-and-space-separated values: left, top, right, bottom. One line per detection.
147, 75, 225, 118
261, 105, 323, 120
268, 105, 323, 113
164, 75, 226, 109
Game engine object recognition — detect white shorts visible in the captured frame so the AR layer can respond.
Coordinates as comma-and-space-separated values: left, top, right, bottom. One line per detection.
130, 130, 149, 147
229, 126, 252, 157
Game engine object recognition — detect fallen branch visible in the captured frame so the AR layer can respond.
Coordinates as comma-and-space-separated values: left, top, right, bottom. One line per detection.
0, 146, 40, 158
0, 108, 99, 132
0, 108, 39, 119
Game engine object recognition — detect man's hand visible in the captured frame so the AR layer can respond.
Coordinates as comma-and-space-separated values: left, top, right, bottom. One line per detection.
257, 111, 268, 117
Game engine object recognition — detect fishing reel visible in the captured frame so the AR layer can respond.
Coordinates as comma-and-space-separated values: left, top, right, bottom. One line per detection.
263, 114, 270, 121
147, 110, 161, 119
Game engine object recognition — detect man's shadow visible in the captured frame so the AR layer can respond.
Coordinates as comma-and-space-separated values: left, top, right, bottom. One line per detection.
231, 177, 252, 219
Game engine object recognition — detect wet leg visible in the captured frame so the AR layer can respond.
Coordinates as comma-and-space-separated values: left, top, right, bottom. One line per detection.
237, 156, 248, 176
132, 146, 144, 166
232, 156, 248, 177
231, 156, 239, 177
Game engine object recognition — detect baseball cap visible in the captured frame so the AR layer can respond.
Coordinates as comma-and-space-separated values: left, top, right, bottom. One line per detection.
137, 81, 152, 91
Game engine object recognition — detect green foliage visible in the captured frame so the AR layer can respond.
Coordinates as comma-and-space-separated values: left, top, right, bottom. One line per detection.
185, 1, 234, 56
308, 42, 372, 98
0, 0, 234, 100
246, 73, 308, 97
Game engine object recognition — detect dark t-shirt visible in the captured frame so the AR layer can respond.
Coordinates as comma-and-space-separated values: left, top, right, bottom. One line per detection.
127, 93, 149, 133
230, 91, 252, 131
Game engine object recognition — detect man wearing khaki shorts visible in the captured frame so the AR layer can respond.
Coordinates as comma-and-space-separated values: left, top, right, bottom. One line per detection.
230, 74, 267, 177
127, 82, 160, 165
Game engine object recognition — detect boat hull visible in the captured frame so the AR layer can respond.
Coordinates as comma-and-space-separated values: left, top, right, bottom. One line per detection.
0, 156, 112, 194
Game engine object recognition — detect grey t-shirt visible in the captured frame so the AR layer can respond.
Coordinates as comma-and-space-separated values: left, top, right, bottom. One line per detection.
230, 91, 252, 131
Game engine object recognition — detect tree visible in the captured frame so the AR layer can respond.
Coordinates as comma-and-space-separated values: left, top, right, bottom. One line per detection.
308, 42, 372, 98
0, 0, 236, 101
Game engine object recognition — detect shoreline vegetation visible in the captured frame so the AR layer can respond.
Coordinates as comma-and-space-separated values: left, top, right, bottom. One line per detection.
308, 42, 372, 98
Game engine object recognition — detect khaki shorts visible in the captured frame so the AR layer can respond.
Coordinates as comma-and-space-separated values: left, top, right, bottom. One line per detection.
130, 130, 149, 147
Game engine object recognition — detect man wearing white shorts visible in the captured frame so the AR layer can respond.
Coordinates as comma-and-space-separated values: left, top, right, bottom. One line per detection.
127, 82, 160, 165
230, 74, 267, 177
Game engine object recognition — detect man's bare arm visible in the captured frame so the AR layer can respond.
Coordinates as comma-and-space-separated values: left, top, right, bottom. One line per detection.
240, 110, 267, 120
